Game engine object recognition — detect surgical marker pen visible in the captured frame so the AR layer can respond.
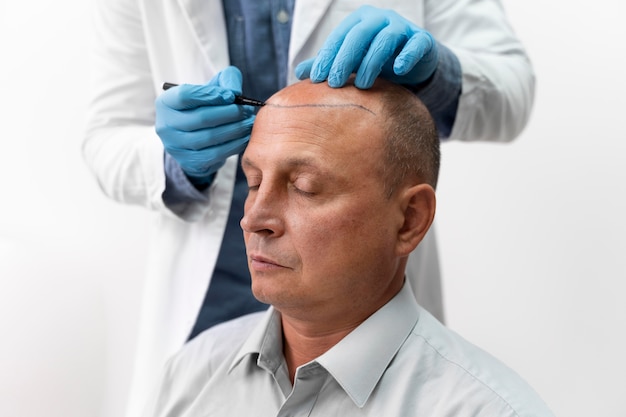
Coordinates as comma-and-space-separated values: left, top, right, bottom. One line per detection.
162, 82, 265, 106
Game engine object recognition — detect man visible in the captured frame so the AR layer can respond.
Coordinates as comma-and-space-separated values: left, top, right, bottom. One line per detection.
142, 78, 552, 416
85, 3, 535, 414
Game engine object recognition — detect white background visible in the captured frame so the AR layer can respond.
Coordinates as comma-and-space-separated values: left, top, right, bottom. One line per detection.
1, 1, 625, 416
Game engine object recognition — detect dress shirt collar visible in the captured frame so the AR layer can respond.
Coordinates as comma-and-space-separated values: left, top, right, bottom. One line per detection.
228, 282, 420, 407
316, 283, 420, 407
228, 306, 284, 374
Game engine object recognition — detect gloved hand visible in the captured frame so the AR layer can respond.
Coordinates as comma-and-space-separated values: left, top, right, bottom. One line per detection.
295, 5, 439, 89
155, 66, 255, 186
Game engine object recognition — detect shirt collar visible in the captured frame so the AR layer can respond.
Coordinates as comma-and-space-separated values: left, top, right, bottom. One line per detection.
228, 282, 420, 408
229, 307, 284, 374
315, 282, 420, 407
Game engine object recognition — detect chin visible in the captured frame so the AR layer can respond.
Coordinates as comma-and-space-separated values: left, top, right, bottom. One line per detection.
250, 283, 274, 306
252, 284, 302, 312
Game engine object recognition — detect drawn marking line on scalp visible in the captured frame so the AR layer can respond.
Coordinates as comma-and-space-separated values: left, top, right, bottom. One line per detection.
266, 103, 376, 115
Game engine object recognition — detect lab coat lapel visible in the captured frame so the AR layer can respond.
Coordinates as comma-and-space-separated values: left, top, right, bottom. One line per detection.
176, 0, 230, 73
290, 0, 334, 64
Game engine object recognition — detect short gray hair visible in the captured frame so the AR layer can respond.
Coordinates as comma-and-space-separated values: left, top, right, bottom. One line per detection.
378, 83, 440, 197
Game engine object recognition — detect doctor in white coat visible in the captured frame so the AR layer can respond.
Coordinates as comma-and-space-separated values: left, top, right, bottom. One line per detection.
83, 0, 534, 415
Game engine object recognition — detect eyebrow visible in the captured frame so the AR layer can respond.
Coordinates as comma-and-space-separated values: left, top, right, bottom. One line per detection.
241, 156, 258, 171
241, 155, 338, 180
242, 155, 322, 171
282, 156, 327, 172
265, 103, 376, 115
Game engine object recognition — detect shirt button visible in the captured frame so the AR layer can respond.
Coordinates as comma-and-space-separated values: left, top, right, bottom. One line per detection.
276, 9, 290, 24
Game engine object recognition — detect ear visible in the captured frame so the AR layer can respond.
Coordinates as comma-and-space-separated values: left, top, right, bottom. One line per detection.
395, 183, 436, 256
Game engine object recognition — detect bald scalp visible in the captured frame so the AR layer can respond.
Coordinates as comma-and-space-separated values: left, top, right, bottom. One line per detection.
265, 102, 376, 115
264, 78, 440, 195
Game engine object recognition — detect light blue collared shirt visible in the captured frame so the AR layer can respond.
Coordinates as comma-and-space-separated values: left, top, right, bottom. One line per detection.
145, 283, 554, 416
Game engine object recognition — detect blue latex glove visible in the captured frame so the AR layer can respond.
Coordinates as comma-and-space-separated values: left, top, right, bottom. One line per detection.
295, 5, 439, 89
155, 66, 255, 185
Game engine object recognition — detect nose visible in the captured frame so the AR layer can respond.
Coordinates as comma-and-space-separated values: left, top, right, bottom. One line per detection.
240, 185, 284, 237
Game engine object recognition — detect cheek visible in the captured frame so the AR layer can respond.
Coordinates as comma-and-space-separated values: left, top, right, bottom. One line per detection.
291, 200, 393, 270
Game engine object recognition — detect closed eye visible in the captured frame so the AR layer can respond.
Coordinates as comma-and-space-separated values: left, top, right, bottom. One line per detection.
246, 176, 262, 192
290, 183, 317, 197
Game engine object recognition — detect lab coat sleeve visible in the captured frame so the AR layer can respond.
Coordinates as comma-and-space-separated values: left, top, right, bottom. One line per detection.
425, 0, 536, 142
82, 0, 212, 219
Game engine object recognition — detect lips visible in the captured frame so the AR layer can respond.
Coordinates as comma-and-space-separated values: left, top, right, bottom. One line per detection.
250, 254, 279, 265
248, 253, 292, 271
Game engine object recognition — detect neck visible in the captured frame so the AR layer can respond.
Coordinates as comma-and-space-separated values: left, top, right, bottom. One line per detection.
278, 273, 406, 384
281, 315, 361, 384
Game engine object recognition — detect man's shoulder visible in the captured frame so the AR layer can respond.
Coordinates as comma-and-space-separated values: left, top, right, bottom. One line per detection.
403, 309, 554, 416
144, 312, 267, 416
166, 311, 266, 379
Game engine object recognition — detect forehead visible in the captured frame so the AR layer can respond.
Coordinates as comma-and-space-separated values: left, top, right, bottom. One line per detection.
245, 103, 383, 169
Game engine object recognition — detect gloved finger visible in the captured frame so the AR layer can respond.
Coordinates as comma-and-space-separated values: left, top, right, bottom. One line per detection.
354, 24, 409, 89
207, 66, 244, 95
158, 103, 253, 132
169, 135, 250, 177
309, 11, 364, 83
294, 58, 315, 80
159, 83, 235, 110
393, 31, 435, 76
163, 115, 255, 151
326, 17, 391, 88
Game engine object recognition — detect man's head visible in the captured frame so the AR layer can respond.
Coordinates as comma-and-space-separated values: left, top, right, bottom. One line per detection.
240, 78, 439, 324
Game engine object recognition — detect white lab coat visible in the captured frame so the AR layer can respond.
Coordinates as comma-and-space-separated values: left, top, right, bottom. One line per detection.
83, 0, 534, 415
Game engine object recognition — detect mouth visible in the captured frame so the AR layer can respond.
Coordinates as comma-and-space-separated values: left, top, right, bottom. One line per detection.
249, 254, 289, 271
